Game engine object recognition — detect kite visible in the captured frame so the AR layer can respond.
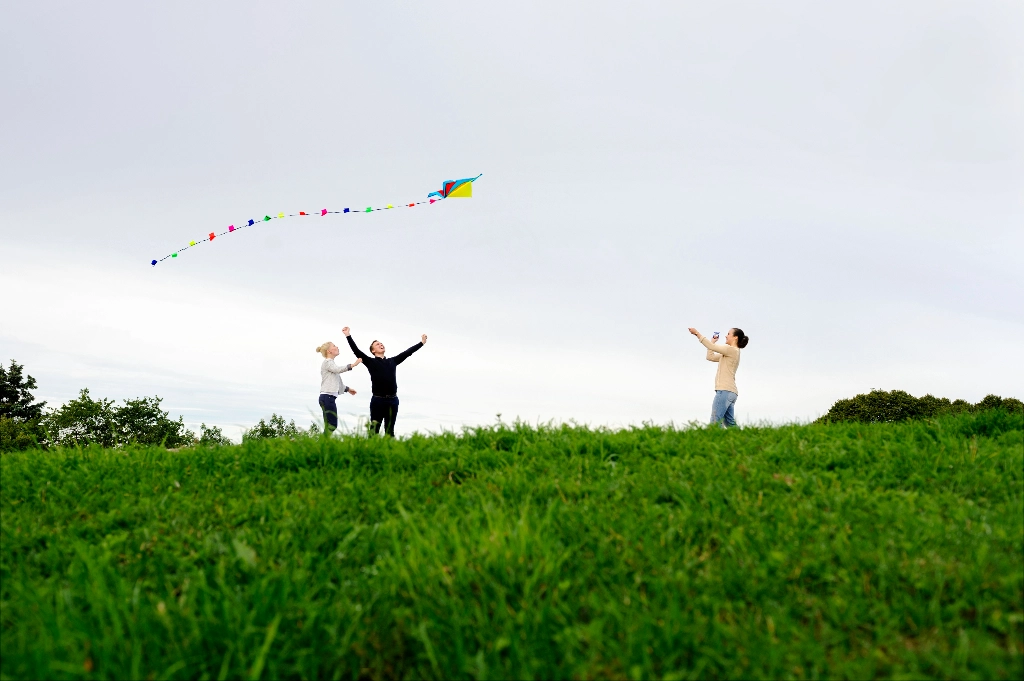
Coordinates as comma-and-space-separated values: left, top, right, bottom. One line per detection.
150, 175, 482, 266
427, 174, 483, 200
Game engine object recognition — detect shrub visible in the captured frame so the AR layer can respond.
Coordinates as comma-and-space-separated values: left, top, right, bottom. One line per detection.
40, 389, 194, 449
199, 423, 233, 447
0, 360, 46, 422
0, 361, 46, 451
112, 396, 194, 447
40, 389, 118, 448
0, 416, 42, 452
818, 389, 1023, 424
243, 414, 318, 442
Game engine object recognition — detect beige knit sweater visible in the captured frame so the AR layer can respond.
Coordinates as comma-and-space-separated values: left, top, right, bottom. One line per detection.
700, 336, 741, 394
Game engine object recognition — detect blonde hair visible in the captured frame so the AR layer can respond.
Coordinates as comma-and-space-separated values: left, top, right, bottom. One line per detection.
315, 342, 335, 358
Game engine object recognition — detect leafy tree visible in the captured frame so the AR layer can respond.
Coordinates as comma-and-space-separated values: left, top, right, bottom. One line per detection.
40, 389, 195, 449
0, 361, 46, 451
40, 389, 118, 448
199, 423, 233, 447
243, 414, 318, 441
1, 417, 41, 452
0, 360, 46, 421
112, 395, 192, 447
974, 394, 1023, 413
818, 390, 1023, 424
822, 389, 923, 423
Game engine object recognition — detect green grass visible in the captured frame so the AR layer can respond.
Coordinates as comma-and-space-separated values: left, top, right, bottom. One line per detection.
2, 412, 1022, 680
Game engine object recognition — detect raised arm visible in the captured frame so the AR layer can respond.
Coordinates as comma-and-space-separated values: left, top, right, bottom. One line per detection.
324, 359, 352, 374
393, 342, 423, 365
688, 327, 738, 358
325, 357, 361, 373
394, 334, 427, 365
699, 335, 738, 358
345, 332, 372, 362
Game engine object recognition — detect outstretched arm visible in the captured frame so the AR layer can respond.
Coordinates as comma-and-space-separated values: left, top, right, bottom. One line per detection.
343, 328, 372, 362
324, 359, 358, 373
699, 335, 738, 358
394, 334, 427, 365
393, 343, 422, 365
689, 327, 737, 358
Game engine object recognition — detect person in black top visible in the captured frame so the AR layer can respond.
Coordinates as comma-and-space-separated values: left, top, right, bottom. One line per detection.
343, 326, 427, 437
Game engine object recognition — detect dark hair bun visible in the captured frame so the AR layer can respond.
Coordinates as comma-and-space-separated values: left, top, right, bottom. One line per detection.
733, 328, 749, 349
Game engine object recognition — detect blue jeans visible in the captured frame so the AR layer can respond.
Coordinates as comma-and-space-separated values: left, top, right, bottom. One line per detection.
710, 390, 738, 428
319, 394, 338, 433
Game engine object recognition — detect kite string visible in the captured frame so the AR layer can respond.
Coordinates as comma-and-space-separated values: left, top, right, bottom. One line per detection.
153, 197, 441, 265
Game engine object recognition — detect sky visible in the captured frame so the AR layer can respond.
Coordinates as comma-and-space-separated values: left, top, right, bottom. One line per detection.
2, 2, 1022, 440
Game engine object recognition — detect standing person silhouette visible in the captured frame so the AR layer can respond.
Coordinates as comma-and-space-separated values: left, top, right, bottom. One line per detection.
314, 342, 362, 434
688, 327, 749, 428
342, 326, 428, 437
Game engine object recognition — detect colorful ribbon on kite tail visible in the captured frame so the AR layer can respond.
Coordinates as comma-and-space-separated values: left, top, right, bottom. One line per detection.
151, 198, 444, 266
151, 175, 482, 266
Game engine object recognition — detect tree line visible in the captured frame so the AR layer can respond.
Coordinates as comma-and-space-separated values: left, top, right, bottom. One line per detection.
2, 359, 1020, 452
1, 360, 316, 452
815, 389, 1022, 424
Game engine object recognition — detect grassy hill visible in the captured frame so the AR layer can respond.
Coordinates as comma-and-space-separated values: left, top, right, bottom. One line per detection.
2, 412, 1022, 679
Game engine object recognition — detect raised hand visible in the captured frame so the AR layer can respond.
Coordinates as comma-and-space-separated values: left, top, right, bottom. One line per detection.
688, 327, 701, 337
342, 326, 351, 336
421, 334, 428, 345
352, 357, 363, 366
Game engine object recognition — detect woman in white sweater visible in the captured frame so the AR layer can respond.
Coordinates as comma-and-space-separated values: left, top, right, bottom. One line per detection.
688, 327, 749, 427
315, 342, 363, 433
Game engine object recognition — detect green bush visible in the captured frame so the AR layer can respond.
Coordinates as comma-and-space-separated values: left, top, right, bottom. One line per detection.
198, 423, 232, 447
242, 413, 319, 442
0, 360, 46, 422
818, 389, 1022, 424
0, 417, 42, 453
113, 396, 195, 447
40, 389, 194, 449
0, 361, 46, 452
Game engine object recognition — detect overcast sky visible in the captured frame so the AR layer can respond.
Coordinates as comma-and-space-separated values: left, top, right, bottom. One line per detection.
3, 2, 1022, 439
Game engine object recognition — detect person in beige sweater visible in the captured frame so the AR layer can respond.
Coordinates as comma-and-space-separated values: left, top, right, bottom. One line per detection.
688, 327, 749, 427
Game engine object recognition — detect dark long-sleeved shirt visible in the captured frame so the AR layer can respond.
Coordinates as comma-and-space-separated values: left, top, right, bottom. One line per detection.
346, 335, 423, 397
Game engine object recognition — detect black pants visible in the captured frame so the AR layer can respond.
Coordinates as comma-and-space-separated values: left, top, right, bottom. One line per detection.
319, 394, 338, 433
369, 396, 399, 437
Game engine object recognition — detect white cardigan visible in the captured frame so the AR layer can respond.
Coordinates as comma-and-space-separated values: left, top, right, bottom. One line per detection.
320, 359, 354, 395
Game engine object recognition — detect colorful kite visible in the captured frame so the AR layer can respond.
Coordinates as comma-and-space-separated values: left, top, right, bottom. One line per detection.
151, 175, 482, 266
427, 174, 483, 199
